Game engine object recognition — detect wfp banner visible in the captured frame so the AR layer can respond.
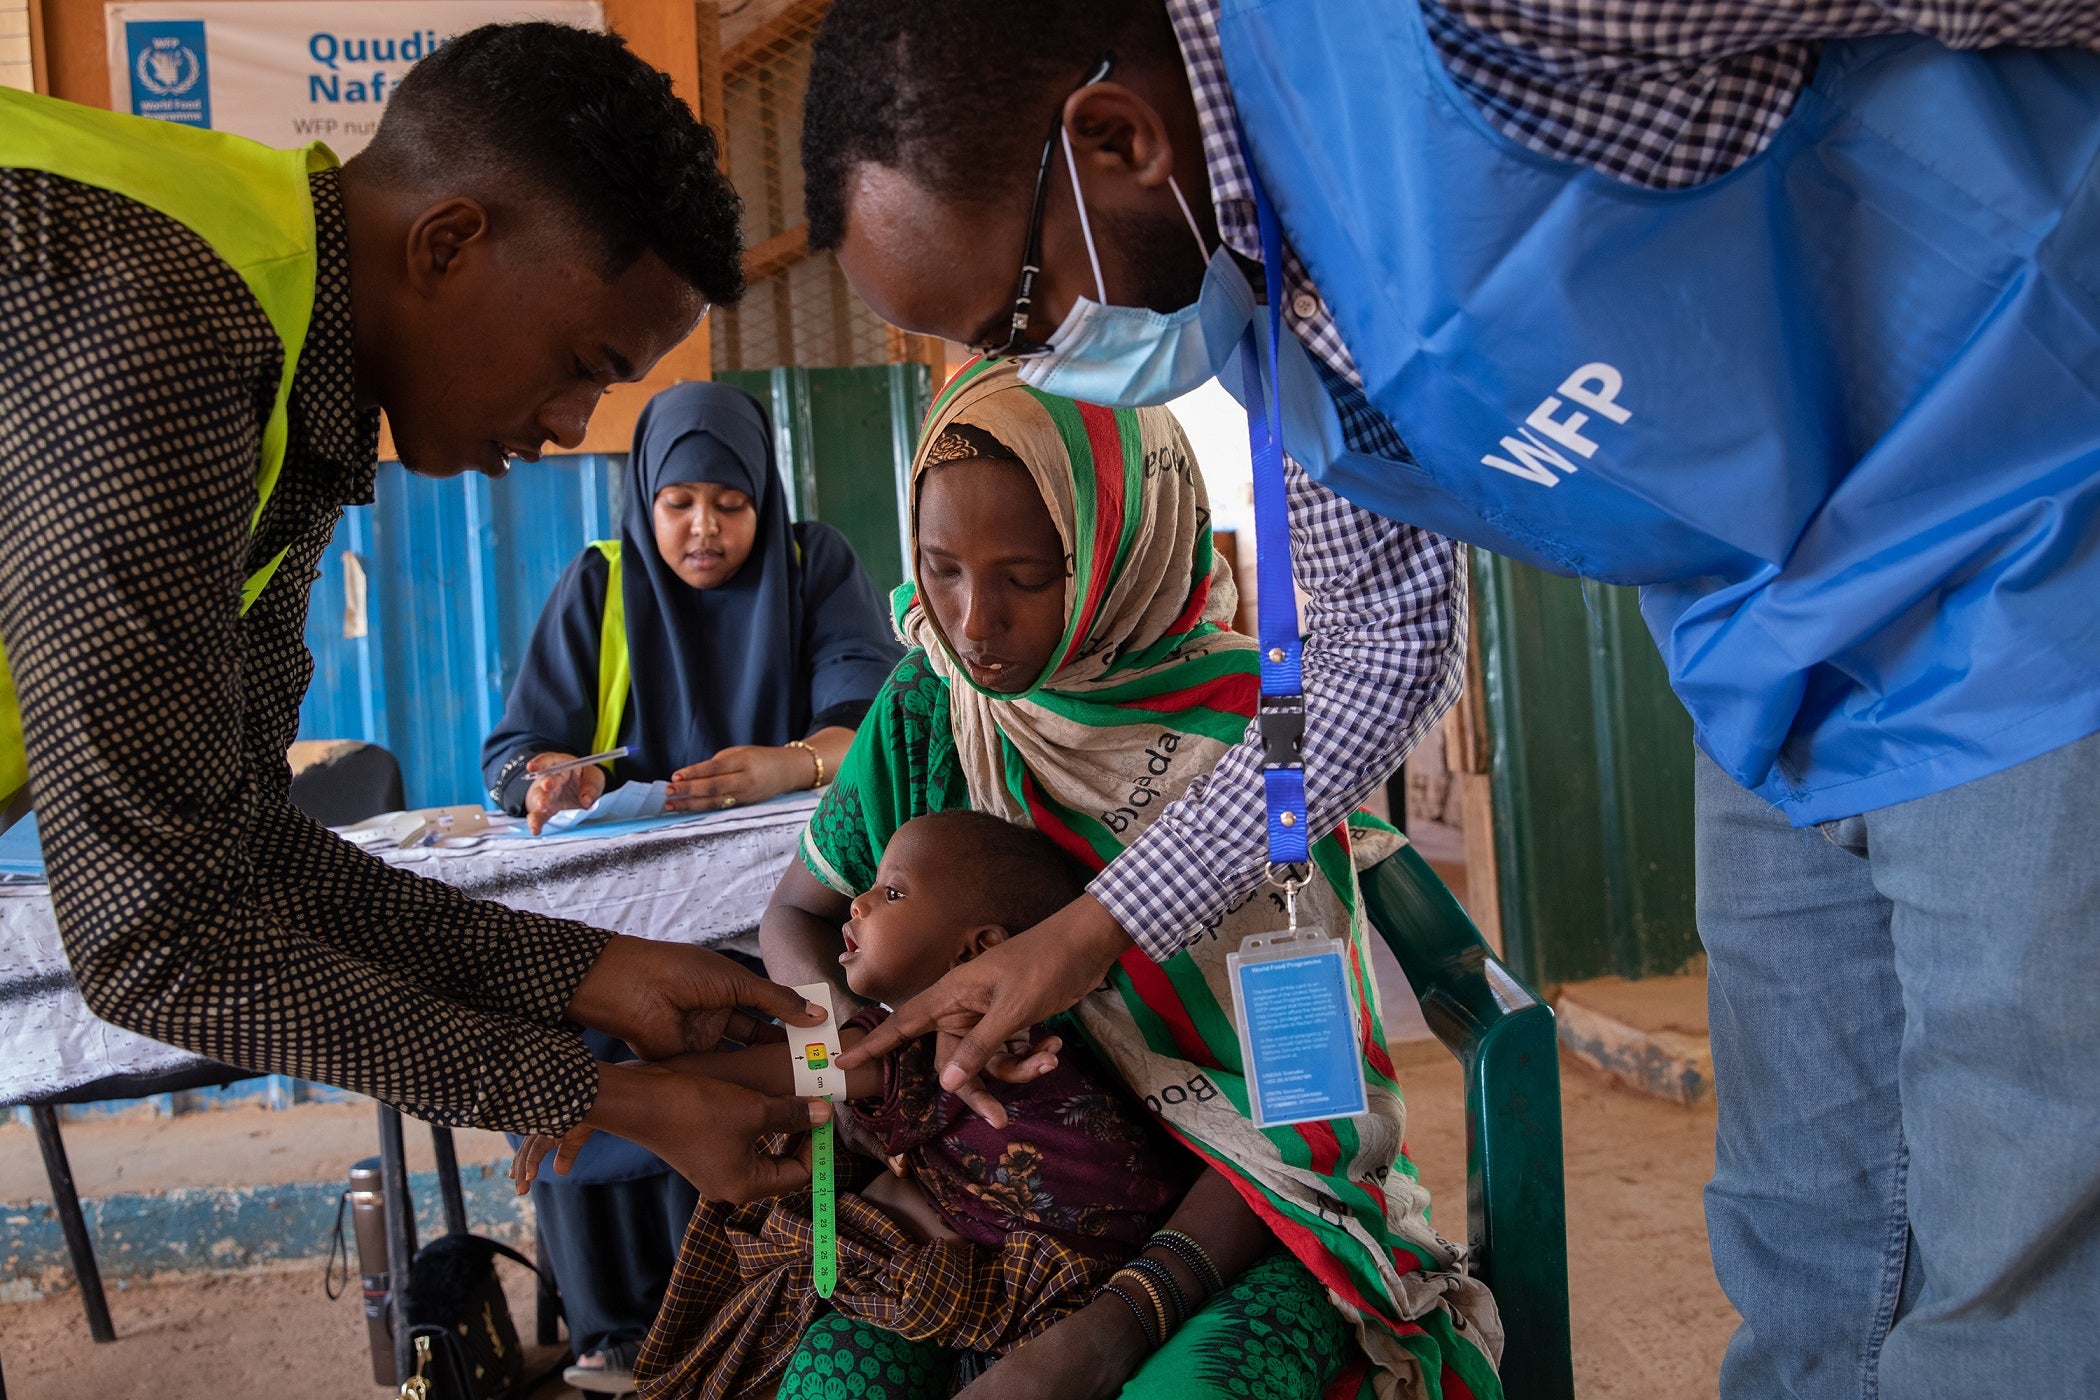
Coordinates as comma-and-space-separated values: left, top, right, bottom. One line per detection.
106, 1, 603, 156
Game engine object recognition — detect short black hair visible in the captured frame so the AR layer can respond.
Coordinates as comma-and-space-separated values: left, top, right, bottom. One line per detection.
802, 0, 1179, 251
351, 22, 744, 303
899, 810, 1089, 932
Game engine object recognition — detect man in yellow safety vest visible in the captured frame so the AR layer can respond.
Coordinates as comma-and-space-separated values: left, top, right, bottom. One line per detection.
0, 22, 830, 1202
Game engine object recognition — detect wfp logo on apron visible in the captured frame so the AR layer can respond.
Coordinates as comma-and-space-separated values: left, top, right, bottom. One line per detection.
1481, 363, 1632, 487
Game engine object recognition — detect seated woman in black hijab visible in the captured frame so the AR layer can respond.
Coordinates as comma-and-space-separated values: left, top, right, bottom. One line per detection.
481, 381, 899, 1394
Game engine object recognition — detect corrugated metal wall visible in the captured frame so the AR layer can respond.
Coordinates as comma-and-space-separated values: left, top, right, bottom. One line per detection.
1474, 555, 1703, 987
297, 366, 928, 809
298, 457, 621, 810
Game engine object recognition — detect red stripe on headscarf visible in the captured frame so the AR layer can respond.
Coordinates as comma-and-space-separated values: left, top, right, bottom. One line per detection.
1168, 1129, 1422, 1338
1117, 948, 1217, 1067
1062, 401, 1129, 668
1442, 1365, 1478, 1400
1127, 671, 1259, 720
1299, 1118, 1344, 1178
1169, 569, 1213, 636
1018, 774, 1107, 875
1322, 1360, 1371, 1400
1362, 1033, 1398, 1085
1349, 935, 1399, 1084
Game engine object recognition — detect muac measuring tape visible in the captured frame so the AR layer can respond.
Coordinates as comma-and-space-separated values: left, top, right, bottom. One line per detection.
790, 982, 844, 1297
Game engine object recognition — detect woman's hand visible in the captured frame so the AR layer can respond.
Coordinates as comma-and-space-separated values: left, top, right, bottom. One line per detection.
956, 1296, 1149, 1400
566, 934, 825, 1061
959, 1170, 1264, 1396
510, 1124, 596, 1193
523, 751, 607, 834
840, 894, 1131, 1123
666, 744, 814, 811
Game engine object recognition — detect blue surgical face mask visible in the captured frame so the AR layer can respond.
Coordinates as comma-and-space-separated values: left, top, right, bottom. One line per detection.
1016, 129, 1256, 407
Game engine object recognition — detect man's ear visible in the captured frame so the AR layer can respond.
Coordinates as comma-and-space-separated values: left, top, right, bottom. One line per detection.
953, 923, 1012, 964
1064, 82, 1178, 193
403, 196, 493, 295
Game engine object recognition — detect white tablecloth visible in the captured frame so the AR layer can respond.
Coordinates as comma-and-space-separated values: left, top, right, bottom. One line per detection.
0, 795, 818, 1104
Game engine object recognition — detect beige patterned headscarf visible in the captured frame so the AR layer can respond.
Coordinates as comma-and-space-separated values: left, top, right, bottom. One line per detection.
900, 360, 1251, 833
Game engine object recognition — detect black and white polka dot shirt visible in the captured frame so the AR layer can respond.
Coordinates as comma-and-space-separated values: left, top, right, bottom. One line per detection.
0, 166, 607, 1134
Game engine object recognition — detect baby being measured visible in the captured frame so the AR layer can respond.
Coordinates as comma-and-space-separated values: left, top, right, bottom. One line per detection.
525, 811, 1199, 1400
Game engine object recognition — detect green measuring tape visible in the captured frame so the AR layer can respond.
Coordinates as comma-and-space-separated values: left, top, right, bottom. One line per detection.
811, 1101, 837, 1298
792, 984, 845, 1300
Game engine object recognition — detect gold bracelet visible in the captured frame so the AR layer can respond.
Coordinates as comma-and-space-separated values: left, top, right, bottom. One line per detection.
786, 739, 825, 789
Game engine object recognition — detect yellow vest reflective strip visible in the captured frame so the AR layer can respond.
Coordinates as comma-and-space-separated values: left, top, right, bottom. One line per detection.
585, 536, 804, 770
590, 541, 630, 759
0, 90, 331, 814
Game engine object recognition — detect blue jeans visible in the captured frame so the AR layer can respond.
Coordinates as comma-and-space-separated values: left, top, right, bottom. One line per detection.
1697, 732, 2100, 1399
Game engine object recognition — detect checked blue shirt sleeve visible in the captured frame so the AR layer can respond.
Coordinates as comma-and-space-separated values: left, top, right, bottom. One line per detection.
1088, 460, 1467, 960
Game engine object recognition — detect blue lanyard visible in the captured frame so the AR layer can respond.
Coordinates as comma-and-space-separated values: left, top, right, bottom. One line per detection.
1240, 169, 1310, 870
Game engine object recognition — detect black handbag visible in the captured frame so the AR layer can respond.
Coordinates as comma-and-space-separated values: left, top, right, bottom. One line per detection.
397, 1234, 551, 1400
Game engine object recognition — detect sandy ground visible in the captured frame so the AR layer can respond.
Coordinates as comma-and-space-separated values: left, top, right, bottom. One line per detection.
0, 1102, 518, 1203
1, 1051, 1732, 1399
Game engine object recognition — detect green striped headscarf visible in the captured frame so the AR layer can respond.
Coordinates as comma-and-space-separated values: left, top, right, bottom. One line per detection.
801, 358, 1501, 1398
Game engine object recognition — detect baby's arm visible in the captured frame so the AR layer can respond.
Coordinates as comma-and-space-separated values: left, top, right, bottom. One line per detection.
510, 1032, 881, 1193
652, 1027, 884, 1100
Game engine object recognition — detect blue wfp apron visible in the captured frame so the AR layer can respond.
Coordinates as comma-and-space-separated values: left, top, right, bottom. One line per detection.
1217, 2, 2100, 824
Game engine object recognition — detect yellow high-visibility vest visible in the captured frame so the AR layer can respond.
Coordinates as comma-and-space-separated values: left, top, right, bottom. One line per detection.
588, 540, 630, 758
0, 89, 335, 816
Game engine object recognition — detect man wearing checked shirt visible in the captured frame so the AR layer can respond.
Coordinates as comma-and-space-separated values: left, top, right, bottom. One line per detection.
817, 2, 2100, 1395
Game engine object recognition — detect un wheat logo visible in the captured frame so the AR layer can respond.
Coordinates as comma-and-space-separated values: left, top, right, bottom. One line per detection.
136, 39, 201, 97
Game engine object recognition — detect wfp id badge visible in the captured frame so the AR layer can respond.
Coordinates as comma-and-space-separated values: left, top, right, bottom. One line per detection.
1227, 929, 1369, 1129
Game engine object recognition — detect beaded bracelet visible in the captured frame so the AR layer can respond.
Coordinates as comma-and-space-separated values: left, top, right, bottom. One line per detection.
1123, 1255, 1190, 1332
786, 739, 826, 788
1100, 1281, 1160, 1349
1147, 1229, 1224, 1298
1116, 1264, 1170, 1338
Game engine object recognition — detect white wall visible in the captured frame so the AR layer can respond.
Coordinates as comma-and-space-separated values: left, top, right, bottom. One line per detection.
0, 0, 34, 93
1169, 378, 1253, 536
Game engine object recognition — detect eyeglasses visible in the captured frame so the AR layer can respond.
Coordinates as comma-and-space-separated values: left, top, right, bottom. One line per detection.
986, 54, 1115, 361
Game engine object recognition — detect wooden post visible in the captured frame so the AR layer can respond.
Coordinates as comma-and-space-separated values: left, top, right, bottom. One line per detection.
34, 0, 111, 108
693, 0, 723, 139
1449, 558, 1504, 952
26, 0, 47, 93
592, 0, 712, 441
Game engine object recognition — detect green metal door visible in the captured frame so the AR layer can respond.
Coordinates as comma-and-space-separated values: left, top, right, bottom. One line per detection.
719, 364, 932, 593
1473, 554, 1702, 989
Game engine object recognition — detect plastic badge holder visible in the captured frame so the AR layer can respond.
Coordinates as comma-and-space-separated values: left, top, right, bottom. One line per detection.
790, 982, 844, 1298
1227, 928, 1370, 1129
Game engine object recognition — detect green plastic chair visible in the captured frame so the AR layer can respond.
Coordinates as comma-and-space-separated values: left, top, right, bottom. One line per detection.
1359, 845, 1575, 1400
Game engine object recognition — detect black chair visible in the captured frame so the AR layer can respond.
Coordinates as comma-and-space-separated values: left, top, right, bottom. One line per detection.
288, 740, 405, 827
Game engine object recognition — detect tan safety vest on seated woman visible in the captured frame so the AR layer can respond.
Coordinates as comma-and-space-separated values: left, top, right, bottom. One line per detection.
0, 90, 331, 821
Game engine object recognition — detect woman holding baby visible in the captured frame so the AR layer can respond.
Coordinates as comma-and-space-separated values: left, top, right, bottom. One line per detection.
606, 360, 1501, 1400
